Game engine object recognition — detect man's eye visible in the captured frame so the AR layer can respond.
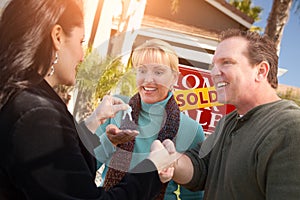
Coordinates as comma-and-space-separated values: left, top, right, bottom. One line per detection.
223, 60, 232, 65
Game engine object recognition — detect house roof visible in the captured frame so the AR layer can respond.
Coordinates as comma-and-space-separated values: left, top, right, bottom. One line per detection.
141, 15, 220, 41
206, 0, 254, 28
141, 0, 255, 41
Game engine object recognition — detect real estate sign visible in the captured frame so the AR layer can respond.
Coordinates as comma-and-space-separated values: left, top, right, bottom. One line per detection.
174, 65, 235, 135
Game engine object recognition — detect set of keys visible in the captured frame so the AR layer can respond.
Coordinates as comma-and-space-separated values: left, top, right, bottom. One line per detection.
120, 106, 138, 130
122, 106, 133, 121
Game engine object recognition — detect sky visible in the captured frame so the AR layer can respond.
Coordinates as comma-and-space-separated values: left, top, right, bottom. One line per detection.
251, 0, 300, 87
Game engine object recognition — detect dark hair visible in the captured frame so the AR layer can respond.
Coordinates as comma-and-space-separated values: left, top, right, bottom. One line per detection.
219, 29, 278, 89
0, 0, 83, 110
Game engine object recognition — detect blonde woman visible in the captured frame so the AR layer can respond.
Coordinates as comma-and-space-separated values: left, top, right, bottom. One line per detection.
94, 39, 205, 200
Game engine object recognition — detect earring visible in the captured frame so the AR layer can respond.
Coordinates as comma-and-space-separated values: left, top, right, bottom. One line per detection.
48, 52, 58, 76
48, 66, 55, 77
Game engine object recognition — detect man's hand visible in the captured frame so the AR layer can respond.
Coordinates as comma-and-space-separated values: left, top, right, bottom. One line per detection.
106, 124, 139, 146
158, 166, 175, 183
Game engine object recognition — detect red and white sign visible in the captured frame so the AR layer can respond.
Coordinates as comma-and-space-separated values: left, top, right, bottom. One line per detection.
174, 65, 235, 135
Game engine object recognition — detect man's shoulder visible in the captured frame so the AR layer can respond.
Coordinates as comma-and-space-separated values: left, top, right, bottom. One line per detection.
267, 100, 300, 119
275, 100, 300, 123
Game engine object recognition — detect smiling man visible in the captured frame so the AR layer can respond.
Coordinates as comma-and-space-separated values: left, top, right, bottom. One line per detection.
156, 29, 300, 200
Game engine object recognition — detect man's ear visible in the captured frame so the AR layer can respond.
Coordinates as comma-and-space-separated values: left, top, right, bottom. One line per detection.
51, 24, 63, 51
256, 61, 269, 81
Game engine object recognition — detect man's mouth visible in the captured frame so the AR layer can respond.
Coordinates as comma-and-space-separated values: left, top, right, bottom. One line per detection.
216, 82, 228, 89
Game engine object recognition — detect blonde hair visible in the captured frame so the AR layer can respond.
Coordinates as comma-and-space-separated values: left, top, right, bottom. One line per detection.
131, 39, 179, 72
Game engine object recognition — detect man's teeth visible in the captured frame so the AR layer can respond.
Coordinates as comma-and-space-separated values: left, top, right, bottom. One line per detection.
217, 82, 228, 88
144, 87, 156, 91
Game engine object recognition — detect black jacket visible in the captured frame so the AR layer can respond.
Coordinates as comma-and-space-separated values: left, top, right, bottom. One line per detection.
0, 79, 161, 199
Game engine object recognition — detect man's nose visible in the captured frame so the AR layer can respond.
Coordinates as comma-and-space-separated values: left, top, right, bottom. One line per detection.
211, 65, 221, 77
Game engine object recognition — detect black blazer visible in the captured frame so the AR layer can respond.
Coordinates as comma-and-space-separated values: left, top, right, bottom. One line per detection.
0, 79, 161, 199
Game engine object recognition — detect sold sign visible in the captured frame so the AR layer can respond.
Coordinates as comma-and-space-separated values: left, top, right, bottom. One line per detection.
174, 65, 235, 135
174, 87, 222, 110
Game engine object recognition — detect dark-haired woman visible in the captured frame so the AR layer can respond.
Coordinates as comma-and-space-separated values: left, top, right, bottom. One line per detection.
0, 0, 168, 199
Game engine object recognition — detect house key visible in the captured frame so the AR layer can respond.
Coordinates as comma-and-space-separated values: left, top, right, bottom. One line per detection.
120, 106, 138, 130
122, 106, 133, 121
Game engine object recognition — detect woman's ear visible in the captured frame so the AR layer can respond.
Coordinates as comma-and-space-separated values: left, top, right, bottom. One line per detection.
172, 71, 179, 85
51, 24, 63, 51
256, 61, 269, 82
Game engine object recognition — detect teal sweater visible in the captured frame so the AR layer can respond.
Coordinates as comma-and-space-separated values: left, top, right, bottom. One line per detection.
94, 92, 205, 200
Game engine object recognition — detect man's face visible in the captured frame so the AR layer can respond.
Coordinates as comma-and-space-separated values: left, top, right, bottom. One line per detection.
211, 37, 258, 106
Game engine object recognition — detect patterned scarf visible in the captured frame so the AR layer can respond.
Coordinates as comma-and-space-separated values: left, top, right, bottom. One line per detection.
103, 93, 180, 199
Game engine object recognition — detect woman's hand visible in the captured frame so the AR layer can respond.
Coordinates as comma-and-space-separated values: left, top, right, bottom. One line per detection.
94, 95, 129, 124
85, 95, 129, 133
106, 124, 139, 146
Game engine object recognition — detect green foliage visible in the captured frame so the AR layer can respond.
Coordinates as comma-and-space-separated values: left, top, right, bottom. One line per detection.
112, 68, 138, 97
109, 56, 137, 97
74, 49, 136, 120
53, 85, 74, 105
228, 0, 263, 32
229, 0, 262, 21
76, 49, 103, 92
94, 57, 124, 99
277, 88, 300, 106
76, 50, 124, 106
